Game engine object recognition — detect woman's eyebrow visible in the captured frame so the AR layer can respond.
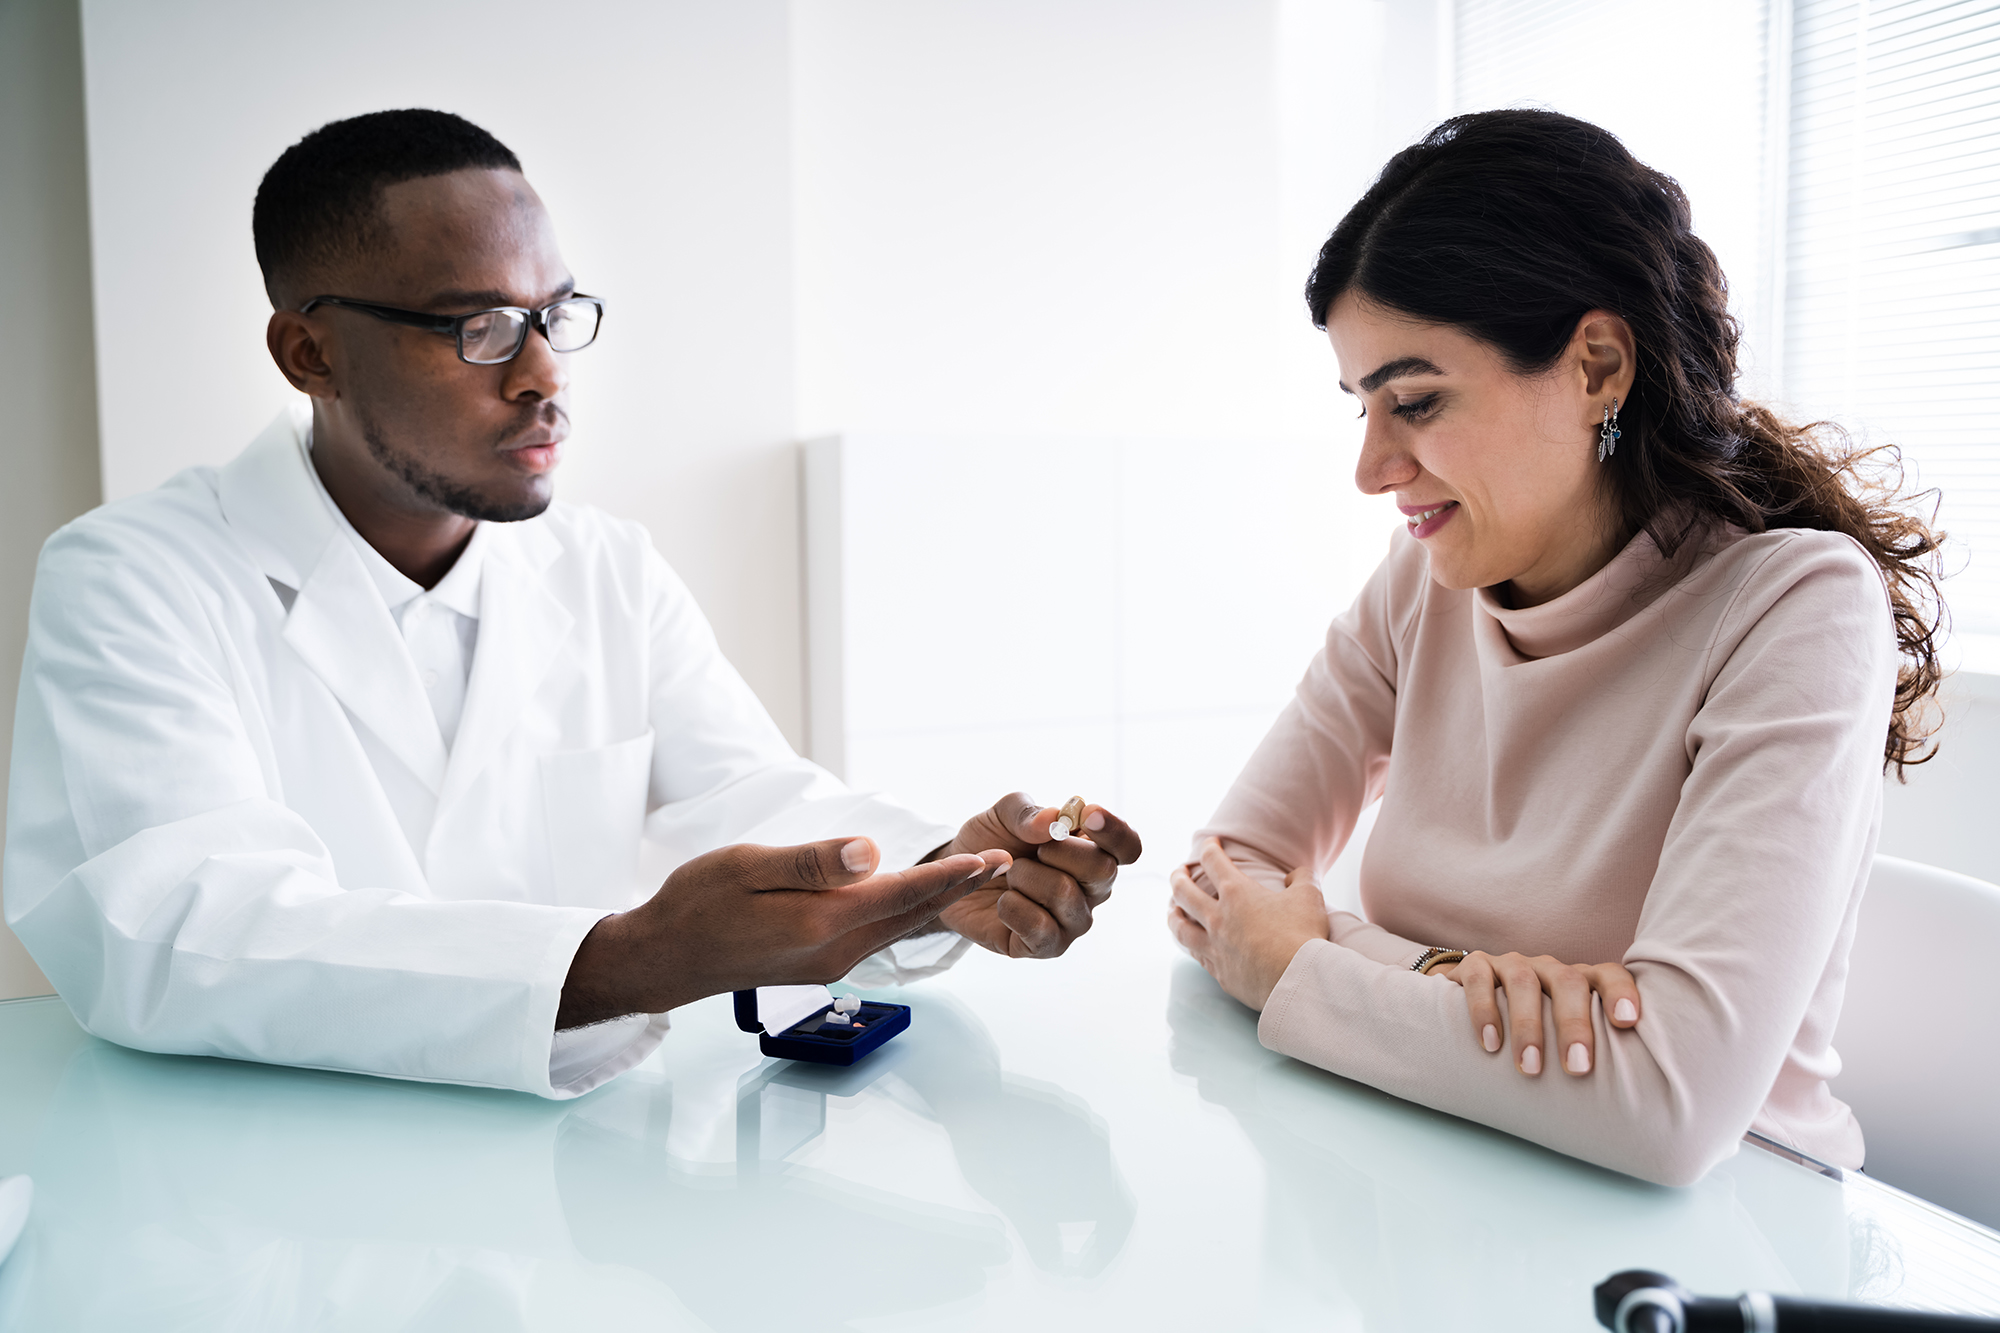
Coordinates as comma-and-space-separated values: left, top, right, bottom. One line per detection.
1340, 355, 1448, 395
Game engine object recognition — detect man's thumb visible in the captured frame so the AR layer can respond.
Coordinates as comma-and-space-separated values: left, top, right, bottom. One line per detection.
840, 838, 878, 875
995, 791, 1055, 843
767, 836, 878, 890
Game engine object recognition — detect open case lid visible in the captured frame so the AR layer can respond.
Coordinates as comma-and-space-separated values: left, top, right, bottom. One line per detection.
733, 985, 833, 1037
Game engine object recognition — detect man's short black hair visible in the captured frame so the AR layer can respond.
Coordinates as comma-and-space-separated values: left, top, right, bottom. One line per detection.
252, 109, 522, 308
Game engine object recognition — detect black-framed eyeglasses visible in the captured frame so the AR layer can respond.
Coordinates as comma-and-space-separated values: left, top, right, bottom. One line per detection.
298, 293, 606, 365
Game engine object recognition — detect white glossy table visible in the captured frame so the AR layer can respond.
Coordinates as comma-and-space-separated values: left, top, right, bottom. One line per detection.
3, 873, 1997, 1332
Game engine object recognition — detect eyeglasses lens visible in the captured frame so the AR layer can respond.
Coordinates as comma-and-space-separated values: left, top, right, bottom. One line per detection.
460, 309, 529, 364
544, 300, 602, 354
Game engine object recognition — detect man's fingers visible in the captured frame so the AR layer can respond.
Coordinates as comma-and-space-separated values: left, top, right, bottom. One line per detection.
821, 852, 998, 930
845, 883, 995, 963
1533, 956, 1596, 1076
1453, 952, 1505, 1054
1034, 836, 1119, 904
1005, 858, 1093, 939
996, 887, 1064, 957
995, 791, 1061, 845
1077, 805, 1143, 865
1585, 963, 1643, 1027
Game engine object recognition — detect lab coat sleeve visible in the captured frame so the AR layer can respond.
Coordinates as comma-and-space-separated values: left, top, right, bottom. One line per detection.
5, 519, 609, 1098
539, 536, 972, 1089
636, 545, 963, 970
544, 540, 971, 1094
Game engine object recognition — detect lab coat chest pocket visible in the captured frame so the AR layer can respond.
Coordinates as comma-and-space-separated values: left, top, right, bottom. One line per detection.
539, 730, 654, 908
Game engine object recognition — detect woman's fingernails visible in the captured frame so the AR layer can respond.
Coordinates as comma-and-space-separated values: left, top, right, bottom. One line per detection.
1084, 811, 1106, 832
1613, 998, 1637, 1024
1567, 1042, 1591, 1074
841, 840, 873, 873
1520, 1045, 1542, 1076
1482, 1024, 1500, 1053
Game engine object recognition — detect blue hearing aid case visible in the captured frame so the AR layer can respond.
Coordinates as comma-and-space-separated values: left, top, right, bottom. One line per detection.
733, 985, 911, 1065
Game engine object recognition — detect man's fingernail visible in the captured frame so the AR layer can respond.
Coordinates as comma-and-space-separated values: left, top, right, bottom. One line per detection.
1567, 1042, 1590, 1074
988, 860, 1009, 879
1613, 998, 1637, 1023
1482, 1024, 1500, 1052
1520, 1045, 1542, 1076
1084, 811, 1106, 832
841, 840, 873, 873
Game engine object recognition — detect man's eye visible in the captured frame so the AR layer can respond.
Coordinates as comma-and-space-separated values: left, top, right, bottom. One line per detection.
1391, 395, 1440, 421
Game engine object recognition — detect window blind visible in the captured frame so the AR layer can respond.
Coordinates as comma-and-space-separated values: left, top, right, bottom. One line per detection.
1784, 0, 2000, 635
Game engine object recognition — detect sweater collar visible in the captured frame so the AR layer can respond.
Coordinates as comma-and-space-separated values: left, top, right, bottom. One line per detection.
1473, 529, 1675, 660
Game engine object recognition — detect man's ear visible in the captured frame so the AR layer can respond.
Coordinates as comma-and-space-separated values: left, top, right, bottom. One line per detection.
1574, 309, 1636, 404
266, 310, 337, 399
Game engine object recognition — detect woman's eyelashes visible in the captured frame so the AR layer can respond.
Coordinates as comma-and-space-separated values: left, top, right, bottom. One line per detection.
1356, 393, 1444, 422
1391, 393, 1442, 422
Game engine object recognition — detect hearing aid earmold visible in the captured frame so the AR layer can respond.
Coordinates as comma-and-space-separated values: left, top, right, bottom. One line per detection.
1048, 796, 1088, 842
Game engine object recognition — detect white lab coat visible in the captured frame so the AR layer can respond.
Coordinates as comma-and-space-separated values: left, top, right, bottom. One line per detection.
3, 407, 959, 1097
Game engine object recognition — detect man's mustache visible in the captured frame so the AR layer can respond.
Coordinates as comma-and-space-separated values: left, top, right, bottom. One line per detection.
496, 402, 568, 449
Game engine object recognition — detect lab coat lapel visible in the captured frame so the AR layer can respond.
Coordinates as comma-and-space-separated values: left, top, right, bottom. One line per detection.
219, 405, 450, 793
438, 521, 572, 811
217, 404, 323, 590
284, 542, 451, 792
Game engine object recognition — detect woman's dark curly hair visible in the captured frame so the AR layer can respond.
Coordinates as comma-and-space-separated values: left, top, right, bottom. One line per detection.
1307, 109, 1945, 776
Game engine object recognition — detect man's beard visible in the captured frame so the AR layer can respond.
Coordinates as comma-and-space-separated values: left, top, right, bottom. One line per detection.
361, 413, 554, 523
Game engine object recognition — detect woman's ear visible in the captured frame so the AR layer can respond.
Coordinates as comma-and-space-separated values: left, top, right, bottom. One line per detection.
1574, 309, 1636, 405
265, 310, 337, 399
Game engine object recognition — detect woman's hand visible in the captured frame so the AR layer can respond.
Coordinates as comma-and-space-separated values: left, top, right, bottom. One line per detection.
1431, 952, 1642, 1076
1168, 839, 1331, 1010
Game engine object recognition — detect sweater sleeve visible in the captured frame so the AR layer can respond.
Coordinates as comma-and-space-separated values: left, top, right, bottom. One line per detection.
1255, 537, 1897, 1186
1192, 534, 1431, 969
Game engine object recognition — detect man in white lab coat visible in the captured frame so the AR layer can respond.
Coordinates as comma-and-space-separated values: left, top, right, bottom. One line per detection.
3, 109, 1140, 1099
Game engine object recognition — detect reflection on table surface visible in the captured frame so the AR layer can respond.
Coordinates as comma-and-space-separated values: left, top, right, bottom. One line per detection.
2, 875, 1996, 1332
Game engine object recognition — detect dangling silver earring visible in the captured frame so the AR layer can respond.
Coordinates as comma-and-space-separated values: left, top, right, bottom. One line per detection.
1598, 397, 1622, 463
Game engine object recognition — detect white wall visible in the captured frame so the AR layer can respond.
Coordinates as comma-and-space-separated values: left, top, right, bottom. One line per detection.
788, 0, 1434, 857
807, 436, 1401, 867
790, 0, 2000, 887
792, 0, 1446, 444
78, 0, 807, 744
0, 0, 101, 1001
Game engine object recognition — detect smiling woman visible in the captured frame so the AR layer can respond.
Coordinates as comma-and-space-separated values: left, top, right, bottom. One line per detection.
1168, 109, 1947, 1187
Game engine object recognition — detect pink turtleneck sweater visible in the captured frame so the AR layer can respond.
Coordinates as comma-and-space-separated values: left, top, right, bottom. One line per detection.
1197, 522, 1898, 1187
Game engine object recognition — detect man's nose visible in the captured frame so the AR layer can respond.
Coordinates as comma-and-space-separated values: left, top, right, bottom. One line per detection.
502, 323, 569, 402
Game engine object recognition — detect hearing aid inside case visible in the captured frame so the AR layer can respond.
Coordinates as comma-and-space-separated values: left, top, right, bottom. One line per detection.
733, 985, 911, 1065
1048, 796, 1088, 841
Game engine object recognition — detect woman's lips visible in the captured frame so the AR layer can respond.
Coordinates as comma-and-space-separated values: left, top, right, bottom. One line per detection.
1400, 500, 1460, 539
